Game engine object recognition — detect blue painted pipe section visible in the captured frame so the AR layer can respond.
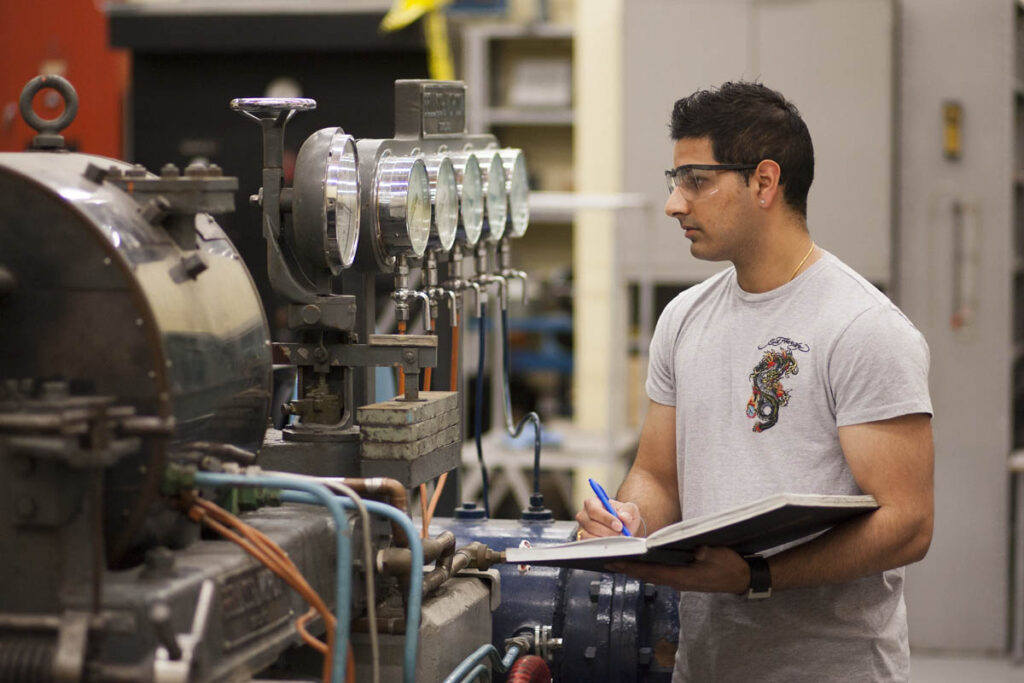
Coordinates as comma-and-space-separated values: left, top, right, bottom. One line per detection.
434, 517, 680, 682
462, 663, 492, 683
192, 472, 353, 683
281, 491, 423, 683
442, 643, 522, 683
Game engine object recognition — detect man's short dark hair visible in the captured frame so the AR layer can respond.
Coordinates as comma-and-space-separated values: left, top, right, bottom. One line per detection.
670, 82, 814, 217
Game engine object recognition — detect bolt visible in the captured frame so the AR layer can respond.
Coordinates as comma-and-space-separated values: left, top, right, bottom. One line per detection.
182, 254, 207, 279
207, 164, 222, 177
184, 163, 206, 178
140, 196, 170, 226
297, 347, 310, 361
301, 304, 321, 325
638, 647, 652, 666
15, 496, 36, 519
312, 347, 328, 363
403, 350, 416, 364
83, 163, 108, 184
160, 163, 180, 178
126, 164, 148, 178
644, 582, 657, 600
583, 646, 597, 661
589, 580, 601, 602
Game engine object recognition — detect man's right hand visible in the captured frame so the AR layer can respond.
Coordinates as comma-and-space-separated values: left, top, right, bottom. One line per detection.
575, 497, 643, 538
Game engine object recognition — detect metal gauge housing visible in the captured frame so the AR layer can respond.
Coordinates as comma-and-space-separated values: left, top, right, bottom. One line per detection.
480, 151, 508, 242
448, 151, 484, 247
293, 127, 360, 274
374, 153, 432, 258
424, 154, 458, 252
499, 148, 530, 238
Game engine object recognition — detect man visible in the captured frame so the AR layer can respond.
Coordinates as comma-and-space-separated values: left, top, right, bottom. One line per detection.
575, 82, 933, 682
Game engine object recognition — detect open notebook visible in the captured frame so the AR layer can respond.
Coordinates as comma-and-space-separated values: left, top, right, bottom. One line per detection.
504, 493, 878, 571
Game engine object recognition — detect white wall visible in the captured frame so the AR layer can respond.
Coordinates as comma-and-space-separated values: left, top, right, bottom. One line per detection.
620, 0, 895, 287
898, 0, 1015, 653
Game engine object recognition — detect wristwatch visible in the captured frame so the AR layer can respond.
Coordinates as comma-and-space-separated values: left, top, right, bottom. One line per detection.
742, 554, 772, 600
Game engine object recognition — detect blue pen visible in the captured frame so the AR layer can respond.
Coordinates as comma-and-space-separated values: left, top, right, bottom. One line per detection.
588, 478, 631, 536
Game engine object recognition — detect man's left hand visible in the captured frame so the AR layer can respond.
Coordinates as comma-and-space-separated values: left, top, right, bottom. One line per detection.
607, 546, 751, 594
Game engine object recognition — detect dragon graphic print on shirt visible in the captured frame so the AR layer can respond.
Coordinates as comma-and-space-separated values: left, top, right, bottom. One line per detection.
745, 336, 810, 432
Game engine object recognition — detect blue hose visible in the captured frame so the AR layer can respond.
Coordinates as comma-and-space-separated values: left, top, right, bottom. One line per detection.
442, 643, 522, 683
193, 472, 352, 683
461, 663, 490, 683
475, 302, 491, 517
281, 491, 423, 683
500, 307, 543, 499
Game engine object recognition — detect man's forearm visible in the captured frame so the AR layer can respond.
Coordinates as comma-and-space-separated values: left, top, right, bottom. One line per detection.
617, 466, 681, 533
769, 501, 932, 590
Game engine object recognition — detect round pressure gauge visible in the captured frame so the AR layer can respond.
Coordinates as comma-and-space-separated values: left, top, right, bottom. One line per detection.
447, 151, 484, 246
424, 155, 459, 252
480, 151, 508, 242
499, 148, 530, 238
292, 127, 360, 274
374, 154, 432, 258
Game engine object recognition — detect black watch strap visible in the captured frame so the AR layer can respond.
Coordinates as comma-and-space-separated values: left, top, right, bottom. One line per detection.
743, 554, 772, 600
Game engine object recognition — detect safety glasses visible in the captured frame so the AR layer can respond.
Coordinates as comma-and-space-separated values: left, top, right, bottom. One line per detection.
664, 163, 757, 200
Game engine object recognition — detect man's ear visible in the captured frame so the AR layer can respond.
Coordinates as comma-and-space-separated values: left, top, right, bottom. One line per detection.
752, 159, 782, 209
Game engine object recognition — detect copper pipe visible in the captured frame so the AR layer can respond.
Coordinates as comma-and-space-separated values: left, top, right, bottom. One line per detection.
323, 477, 410, 547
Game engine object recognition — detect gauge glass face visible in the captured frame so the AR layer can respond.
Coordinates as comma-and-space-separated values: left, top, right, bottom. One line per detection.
460, 155, 484, 245
434, 157, 458, 251
504, 150, 530, 238
325, 133, 359, 267
484, 153, 507, 242
406, 160, 431, 257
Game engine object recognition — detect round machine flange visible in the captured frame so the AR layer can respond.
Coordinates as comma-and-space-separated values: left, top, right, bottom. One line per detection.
292, 127, 360, 277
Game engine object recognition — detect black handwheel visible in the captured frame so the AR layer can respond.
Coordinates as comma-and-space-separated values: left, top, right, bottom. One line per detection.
19, 75, 79, 134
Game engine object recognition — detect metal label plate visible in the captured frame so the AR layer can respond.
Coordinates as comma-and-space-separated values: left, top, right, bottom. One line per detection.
421, 86, 466, 137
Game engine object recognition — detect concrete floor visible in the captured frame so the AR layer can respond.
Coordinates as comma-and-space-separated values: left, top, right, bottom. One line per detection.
911, 653, 1024, 681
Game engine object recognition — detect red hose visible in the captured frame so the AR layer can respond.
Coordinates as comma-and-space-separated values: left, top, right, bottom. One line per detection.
506, 655, 551, 683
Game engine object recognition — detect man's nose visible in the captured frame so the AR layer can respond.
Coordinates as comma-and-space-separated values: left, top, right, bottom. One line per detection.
665, 189, 691, 218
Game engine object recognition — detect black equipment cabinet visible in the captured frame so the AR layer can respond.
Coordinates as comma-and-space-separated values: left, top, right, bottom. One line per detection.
108, 9, 429, 316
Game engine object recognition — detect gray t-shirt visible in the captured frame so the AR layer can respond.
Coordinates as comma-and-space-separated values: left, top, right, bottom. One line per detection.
645, 250, 932, 683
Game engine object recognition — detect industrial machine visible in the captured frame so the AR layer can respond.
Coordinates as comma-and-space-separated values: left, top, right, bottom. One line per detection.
0, 75, 678, 682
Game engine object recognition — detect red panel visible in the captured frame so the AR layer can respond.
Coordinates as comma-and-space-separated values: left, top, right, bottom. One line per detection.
0, 0, 128, 157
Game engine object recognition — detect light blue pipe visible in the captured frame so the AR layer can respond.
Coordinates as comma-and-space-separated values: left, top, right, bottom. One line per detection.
281, 491, 423, 683
193, 472, 352, 683
461, 663, 490, 683
442, 643, 522, 683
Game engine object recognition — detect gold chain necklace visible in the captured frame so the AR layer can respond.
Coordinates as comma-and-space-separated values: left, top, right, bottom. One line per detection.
789, 242, 815, 281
